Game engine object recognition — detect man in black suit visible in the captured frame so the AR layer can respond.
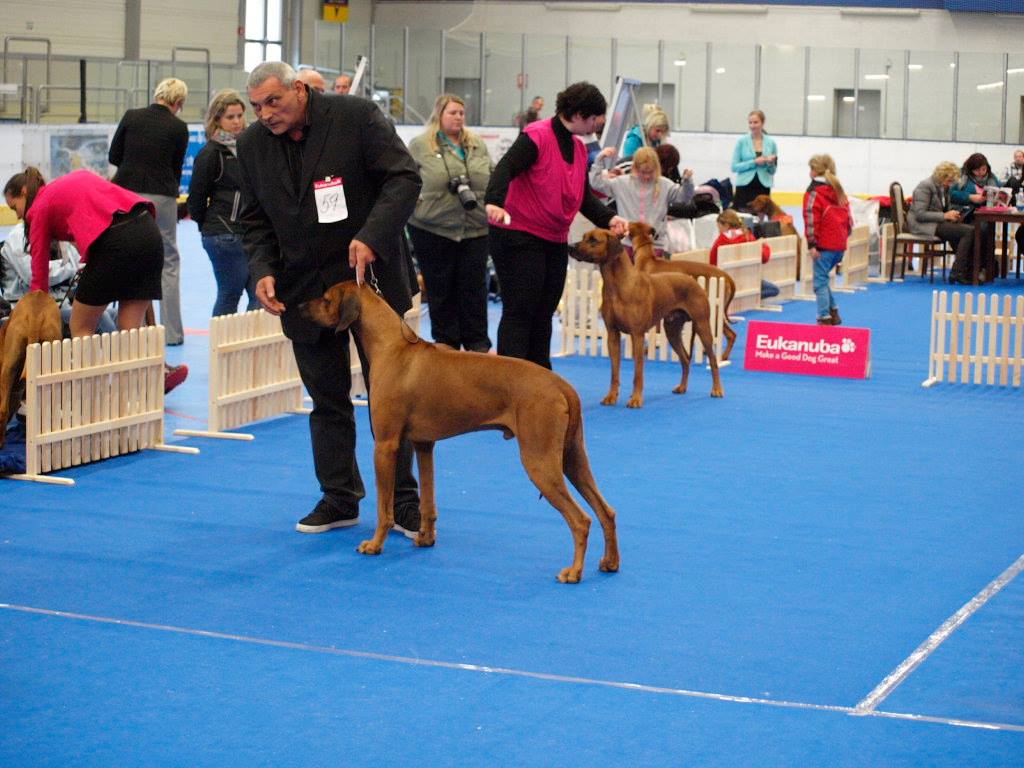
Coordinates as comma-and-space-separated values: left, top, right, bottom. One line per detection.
236, 61, 422, 536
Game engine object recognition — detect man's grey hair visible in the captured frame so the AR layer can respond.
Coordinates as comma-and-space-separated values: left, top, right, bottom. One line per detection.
246, 61, 296, 91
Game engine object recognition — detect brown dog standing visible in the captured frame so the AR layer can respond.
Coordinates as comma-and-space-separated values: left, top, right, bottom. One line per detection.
571, 227, 724, 408
630, 221, 738, 361
300, 281, 619, 584
0, 291, 62, 448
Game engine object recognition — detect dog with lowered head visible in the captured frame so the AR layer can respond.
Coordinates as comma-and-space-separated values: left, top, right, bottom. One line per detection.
0, 291, 62, 447
570, 227, 724, 408
300, 280, 619, 584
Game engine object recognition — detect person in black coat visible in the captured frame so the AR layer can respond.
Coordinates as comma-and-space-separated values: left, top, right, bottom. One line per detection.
109, 77, 189, 345
237, 61, 422, 536
187, 88, 258, 316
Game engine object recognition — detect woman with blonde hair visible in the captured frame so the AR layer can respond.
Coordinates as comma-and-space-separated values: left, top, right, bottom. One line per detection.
406, 93, 493, 351
187, 88, 257, 315
622, 106, 670, 160
803, 154, 852, 324
908, 161, 976, 284
731, 109, 778, 211
108, 76, 189, 344
590, 145, 694, 254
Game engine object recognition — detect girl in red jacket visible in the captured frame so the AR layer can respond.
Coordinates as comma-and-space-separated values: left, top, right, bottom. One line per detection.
709, 209, 779, 299
803, 154, 851, 325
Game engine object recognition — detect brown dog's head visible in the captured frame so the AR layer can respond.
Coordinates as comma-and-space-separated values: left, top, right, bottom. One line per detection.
748, 194, 776, 217
628, 221, 656, 246
570, 228, 625, 265
299, 280, 362, 331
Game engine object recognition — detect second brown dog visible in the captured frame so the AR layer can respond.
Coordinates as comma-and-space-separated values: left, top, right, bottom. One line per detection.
571, 228, 724, 408
0, 291, 62, 448
629, 222, 738, 361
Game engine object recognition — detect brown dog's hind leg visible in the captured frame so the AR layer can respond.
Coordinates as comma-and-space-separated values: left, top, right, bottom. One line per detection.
358, 437, 400, 555
413, 441, 437, 547
721, 323, 737, 362
563, 439, 619, 574
663, 313, 692, 396
691, 314, 724, 398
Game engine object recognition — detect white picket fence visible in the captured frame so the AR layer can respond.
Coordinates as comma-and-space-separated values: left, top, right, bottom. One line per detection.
559, 264, 727, 364
174, 310, 309, 440
923, 291, 1024, 388
6, 326, 197, 485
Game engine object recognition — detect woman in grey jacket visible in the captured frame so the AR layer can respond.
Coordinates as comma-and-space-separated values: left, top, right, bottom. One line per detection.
407, 94, 493, 352
908, 161, 976, 284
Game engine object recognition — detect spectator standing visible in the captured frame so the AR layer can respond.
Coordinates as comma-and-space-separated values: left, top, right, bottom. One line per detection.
515, 95, 545, 131
951, 152, 998, 282
802, 154, 851, 325
108, 77, 189, 345
621, 106, 669, 161
187, 89, 258, 316
907, 161, 977, 285
731, 109, 778, 212
334, 73, 353, 95
589, 146, 693, 254
406, 94, 492, 352
485, 81, 627, 369
237, 62, 422, 536
296, 69, 327, 94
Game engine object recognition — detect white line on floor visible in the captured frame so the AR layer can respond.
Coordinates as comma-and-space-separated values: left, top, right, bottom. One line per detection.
1, 601, 1022, 733
855, 553, 1024, 714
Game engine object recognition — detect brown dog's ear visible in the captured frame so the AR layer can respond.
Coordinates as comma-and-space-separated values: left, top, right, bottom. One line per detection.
606, 232, 625, 253
333, 287, 361, 332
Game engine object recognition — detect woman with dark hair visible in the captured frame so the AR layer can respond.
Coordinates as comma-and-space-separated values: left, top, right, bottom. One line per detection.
484, 81, 627, 369
731, 109, 778, 212
187, 88, 257, 316
3, 168, 162, 336
950, 152, 998, 281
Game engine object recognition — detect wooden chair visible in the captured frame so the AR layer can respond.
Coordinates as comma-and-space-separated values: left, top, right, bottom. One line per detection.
888, 181, 950, 283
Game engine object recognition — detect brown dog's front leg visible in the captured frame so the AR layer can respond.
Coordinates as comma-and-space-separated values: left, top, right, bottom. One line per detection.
413, 441, 437, 547
358, 439, 399, 555
626, 333, 646, 408
602, 328, 621, 406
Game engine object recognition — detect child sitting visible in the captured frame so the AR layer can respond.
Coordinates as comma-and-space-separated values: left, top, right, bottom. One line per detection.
709, 209, 779, 299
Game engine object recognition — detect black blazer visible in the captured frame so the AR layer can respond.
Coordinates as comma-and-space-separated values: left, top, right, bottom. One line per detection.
109, 103, 189, 197
236, 90, 421, 343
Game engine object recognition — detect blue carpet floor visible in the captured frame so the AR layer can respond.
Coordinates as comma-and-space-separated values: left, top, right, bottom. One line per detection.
2, 222, 1023, 766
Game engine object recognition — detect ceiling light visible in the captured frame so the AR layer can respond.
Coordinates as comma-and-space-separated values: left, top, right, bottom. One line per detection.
977, 82, 1004, 91
807, 94, 826, 102
908, 64, 923, 71
673, 59, 687, 67
842, 96, 856, 103
715, 67, 726, 74
864, 74, 890, 81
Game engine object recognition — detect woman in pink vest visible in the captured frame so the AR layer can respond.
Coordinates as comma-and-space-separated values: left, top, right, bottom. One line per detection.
4, 168, 163, 337
485, 82, 627, 369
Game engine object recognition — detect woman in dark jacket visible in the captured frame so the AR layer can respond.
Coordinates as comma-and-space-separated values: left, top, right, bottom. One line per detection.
950, 152, 998, 282
187, 89, 257, 316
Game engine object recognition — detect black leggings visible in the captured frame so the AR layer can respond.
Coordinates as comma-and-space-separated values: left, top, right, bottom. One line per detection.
489, 226, 567, 370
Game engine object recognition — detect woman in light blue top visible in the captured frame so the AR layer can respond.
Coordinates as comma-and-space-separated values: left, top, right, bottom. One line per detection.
621, 107, 669, 161
730, 109, 778, 211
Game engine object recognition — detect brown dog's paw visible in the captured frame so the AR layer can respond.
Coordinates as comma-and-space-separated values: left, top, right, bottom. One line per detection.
357, 540, 383, 555
413, 532, 435, 548
626, 395, 643, 408
599, 557, 619, 573
600, 394, 618, 406
557, 566, 583, 584
672, 384, 687, 395
710, 385, 724, 398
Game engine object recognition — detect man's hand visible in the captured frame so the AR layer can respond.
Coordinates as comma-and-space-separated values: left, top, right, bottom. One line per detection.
809, 247, 820, 260
608, 216, 629, 238
256, 276, 285, 316
485, 204, 510, 225
349, 238, 377, 285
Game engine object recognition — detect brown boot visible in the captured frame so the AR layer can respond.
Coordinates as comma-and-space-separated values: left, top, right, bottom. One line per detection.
816, 317, 834, 325
829, 308, 842, 325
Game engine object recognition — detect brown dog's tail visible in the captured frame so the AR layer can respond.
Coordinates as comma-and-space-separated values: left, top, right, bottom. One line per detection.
560, 380, 585, 467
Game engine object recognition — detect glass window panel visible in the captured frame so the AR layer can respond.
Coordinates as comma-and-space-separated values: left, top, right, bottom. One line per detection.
568, 37, 613, 106
668, 42, 706, 133
524, 34, 566, 126
266, 0, 282, 41
617, 39, 661, 118
708, 43, 757, 134
266, 43, 282, 63
373, 25, 405, 120
857, 49, 905, 139
956, 52, 1004, 144
444, 30, 482, 125
806, 47, 855, 136
314, 21, 341, 73
907, 51, 954, 141
1007, 54, 1024, 147
244, 42, 263, 73
245, 0, 265, 40
482, 32, 522, 126
344, 23, 371, 72
407, 28, 441, 126
759, 44, 804, 136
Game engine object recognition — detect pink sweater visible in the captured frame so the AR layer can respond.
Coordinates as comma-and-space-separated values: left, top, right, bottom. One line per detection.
497, 118, 587, 243
25, 170, 153, 292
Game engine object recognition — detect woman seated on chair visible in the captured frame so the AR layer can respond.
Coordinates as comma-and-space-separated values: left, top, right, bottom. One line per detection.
908, 162, 981, 285
950, 152, 998, 282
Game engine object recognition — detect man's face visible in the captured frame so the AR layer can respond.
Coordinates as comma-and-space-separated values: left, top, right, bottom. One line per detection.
248, 76, 308, 136
334, 75, 352, 95
531, 97, 544, 112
